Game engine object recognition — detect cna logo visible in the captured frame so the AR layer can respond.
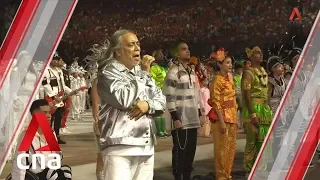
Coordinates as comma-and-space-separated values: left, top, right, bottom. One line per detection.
289, 7, 302, 21
17, 113, 61, 170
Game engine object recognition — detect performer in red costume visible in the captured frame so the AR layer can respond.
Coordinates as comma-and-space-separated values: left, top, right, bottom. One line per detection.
58, 58, 72, 134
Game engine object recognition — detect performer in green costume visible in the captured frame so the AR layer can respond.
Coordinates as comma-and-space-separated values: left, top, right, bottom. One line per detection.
242, 46, 273, 176
150, 49, 169, 137
234, 61, 244, 129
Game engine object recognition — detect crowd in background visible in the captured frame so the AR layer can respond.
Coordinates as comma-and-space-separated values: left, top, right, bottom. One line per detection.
58, 0, 319, 64
0, 1, 319, 179
0, 0, 319, 65
0, 0, 21, 46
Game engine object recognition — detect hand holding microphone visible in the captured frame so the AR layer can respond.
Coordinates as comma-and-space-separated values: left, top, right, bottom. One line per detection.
141, 55, 155, 72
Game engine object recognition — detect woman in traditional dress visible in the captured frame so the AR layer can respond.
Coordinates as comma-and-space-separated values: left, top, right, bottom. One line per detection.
198, 77, 211, 138
210, 54, 238, 180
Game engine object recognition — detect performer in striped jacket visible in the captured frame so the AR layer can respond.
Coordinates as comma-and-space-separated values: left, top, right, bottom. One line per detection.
163, 42, 202, 180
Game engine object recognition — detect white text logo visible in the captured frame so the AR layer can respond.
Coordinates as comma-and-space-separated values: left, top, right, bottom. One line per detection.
17, 153, 61, 170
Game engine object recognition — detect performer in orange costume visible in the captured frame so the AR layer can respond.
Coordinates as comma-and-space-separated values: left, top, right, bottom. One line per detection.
210, 51, 238, 180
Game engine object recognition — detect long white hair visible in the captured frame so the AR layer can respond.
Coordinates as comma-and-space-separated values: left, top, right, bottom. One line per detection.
86, 29, 134, 73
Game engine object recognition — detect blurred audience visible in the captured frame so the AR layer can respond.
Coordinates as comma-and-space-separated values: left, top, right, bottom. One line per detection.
1, 0, 318, 64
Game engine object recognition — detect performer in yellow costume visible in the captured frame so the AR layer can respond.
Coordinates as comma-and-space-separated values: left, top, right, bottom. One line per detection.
242, 47, 273, 175
210, 52, 238, 180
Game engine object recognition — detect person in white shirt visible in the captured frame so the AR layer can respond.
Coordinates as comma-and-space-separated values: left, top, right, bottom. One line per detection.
10, 99, 72, 180
97, 29, 166, 180
70, 68, 81, 121
42, 52, 72, 144
78, 67, 88, 114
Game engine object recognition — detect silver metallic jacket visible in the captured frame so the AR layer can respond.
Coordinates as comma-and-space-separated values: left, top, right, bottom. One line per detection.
97, 59, 166, 150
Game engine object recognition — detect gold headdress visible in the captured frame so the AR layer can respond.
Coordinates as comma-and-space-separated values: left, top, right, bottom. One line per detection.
245, 46, 262, 58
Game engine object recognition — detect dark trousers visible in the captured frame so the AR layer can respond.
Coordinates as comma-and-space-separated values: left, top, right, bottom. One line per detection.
87, 87, 92, 109
51, 107, 65, 138
172, 128, 197, 180
86, 88, 91, 110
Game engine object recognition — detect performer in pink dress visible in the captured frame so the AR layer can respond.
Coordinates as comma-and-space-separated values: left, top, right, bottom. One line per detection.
198, 77, 211, 137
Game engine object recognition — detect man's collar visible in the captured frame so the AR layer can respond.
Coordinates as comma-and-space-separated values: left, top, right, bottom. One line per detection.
113, 60, 127, 72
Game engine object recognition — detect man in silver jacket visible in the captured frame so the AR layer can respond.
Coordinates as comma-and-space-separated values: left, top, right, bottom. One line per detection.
96, 29, 166, 180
